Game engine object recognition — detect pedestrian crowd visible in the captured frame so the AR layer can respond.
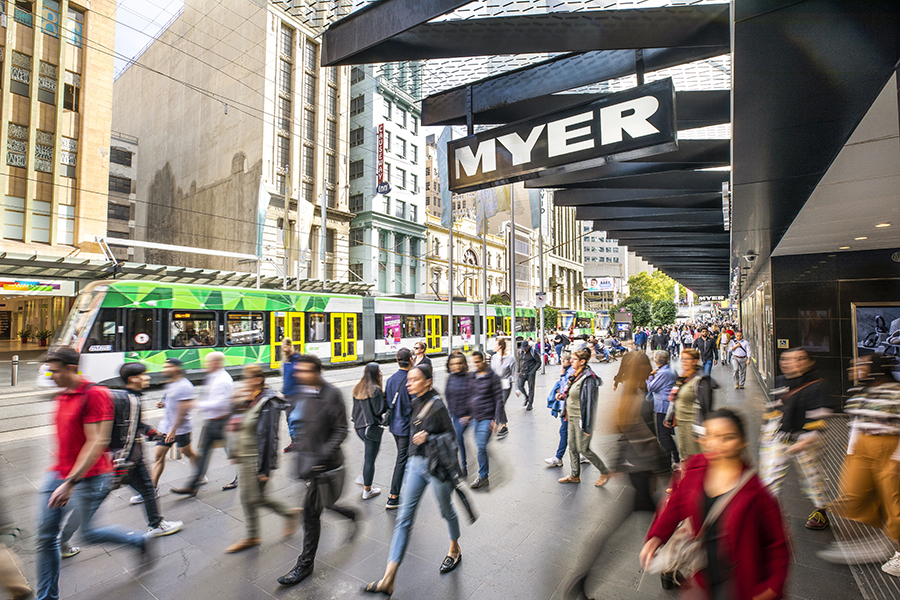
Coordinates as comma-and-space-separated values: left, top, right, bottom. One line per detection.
2, 319, 899, 600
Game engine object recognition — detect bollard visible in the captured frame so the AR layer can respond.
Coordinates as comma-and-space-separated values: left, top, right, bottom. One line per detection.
11, 355, 17, 387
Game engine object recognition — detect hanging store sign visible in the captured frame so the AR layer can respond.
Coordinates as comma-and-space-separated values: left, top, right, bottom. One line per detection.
586, 277, 616, 292
447, 78, 677, 194
376, 123, 385, 188
0, 279, 75, 296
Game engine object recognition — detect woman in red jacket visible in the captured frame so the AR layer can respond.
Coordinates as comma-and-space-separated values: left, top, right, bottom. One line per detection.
639, 408, 789, 600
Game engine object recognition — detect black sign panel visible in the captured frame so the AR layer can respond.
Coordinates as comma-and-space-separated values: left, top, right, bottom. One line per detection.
447, 78, 677, 193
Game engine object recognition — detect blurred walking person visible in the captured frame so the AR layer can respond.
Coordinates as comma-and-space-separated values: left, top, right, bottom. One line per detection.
641, 408, 789, 600
37, 348, 150, 600
469, 351, 504, 489
384, 348, 414, 510
226, 365, 300, 553
516, 339, 541, 411
445, 353, 472, 478
819, 356, 900, 574
545, 354, 575, 467
352, 363, 387, 501
664, 348, 714, 462
558, 348, 611, 487
729, 332, 751, 389
491, 338, 515, 439
647, 351, 680, 468
278, 355, 358, 587
0, 464, 31, 600
718, 328, 732, 367
363, 365, 463, 597
693, 327, 717, 377
281, 338, 301, 453
172, 352, 234, 496
151, 358, 198, 490
759, 347, 832, 530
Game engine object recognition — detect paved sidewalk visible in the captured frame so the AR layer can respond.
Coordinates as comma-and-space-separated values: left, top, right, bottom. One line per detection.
0, 356, 867, 599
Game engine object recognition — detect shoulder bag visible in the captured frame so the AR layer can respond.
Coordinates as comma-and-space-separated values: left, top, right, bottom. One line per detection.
646, 468, 756, 578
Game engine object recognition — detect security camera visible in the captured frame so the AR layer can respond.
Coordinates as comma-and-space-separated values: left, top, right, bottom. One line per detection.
743, 253, 758, 262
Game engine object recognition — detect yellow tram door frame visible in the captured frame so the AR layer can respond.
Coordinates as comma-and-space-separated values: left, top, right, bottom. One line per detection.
487, 316, 495, 338
425, 315, 441, 353
503, 317, 512, 337
287, 312, 305, 355
271, 312, 287, 369
330, 313, 358, 363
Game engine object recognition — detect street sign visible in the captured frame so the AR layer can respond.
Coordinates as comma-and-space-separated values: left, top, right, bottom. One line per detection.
535, 292, 547, 308
447, 78, 677, 193
376, 181, 391, 195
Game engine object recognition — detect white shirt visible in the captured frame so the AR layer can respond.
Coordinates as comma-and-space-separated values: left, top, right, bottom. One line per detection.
199, 368, 235, 420
728, 339, 751, 359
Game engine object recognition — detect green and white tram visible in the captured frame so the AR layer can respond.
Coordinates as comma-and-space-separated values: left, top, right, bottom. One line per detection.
46, 280, 544, 385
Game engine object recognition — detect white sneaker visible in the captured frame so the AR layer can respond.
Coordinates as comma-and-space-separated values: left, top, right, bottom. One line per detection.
580, 455, 590, 464
130, 493, 144, 505
544, 457, 563, 467
355, 474, 365, 486
882, 551, 900, 577
362, 487, 381, 500
61, 545, 80, 559
198, 476, 209, 486
148, 519, 184, 537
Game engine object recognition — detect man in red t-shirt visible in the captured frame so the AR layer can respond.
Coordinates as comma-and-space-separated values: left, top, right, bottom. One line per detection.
36, 348, 150, 600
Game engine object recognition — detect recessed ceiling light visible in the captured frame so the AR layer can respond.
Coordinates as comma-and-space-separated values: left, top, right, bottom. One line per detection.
876, 223, 891, 228
855, 236, 868, 240
839, 246, 850, 249
828, 254, 836, 257
819, 261, 826, 264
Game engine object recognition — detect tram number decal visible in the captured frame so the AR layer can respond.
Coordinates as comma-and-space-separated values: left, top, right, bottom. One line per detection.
88, 345, 112, 352
134, 333, 150, 345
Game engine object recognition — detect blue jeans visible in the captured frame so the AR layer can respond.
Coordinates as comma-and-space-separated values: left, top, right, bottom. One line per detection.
555, 344, 564, 361
451, 415, 470, 474
473, 419, 493, 479
556, 418, 568, 460
387, 455, 460, 565
37, 472, 145, 600
702, 360, 713, 377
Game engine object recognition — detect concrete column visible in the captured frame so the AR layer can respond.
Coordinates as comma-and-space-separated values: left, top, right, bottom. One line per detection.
401, 235, 410, 294
364, 226, 376, 283
385, 230, 395, 292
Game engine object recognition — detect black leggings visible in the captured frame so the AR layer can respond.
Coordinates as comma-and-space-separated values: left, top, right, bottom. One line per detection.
355, 428, 381, 488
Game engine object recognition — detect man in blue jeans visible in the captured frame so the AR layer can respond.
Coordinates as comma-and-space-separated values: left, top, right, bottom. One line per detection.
468, 351, 504, 489
38, 348, 150, 600
692, 326, 717, 376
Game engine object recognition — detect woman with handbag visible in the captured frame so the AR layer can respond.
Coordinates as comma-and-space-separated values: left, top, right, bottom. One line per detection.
640, 408, 789, 600
225, 365, 302, 553
364, 364, 463, 596
352, 363, 386, 501
490, 338, 515, 439
445, 353, 472, 477
665, 348, 714, 462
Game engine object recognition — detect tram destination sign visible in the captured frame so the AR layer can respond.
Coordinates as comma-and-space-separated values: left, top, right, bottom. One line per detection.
447, 78, 677, 194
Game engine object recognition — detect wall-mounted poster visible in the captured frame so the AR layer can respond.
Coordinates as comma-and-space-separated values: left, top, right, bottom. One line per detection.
852, 303, 900, 360
383, 315, 402, 351
798, 309, 830, 353
460, 316, 472, 345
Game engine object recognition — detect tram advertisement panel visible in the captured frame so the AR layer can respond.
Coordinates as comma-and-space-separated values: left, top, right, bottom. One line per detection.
460, 316, 472, 344
384, 315, 402, 350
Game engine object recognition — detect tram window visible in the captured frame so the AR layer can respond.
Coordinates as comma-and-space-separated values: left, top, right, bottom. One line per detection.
169, 311, 217, 348
84, 308, 117, 353
404, 315, 423, 337
357, 314, 363, 340
307, 313, 329, 342
226, 312, 264, 346
127, 309, 155, 352
376, 314, 384, 336
576, 317, 592, 329
442, 316, 449, 336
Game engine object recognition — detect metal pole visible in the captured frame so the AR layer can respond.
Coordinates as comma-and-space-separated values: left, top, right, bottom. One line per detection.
256, 259, 261, 289
282, 217, 288, 290
510, 192, 517, 355
539, 199, 545, 375
482, 209, 488, 352
296, 211, 301, 290
11, 355, 18, 387
448, 223, 454, 354
319, 182, 327, 291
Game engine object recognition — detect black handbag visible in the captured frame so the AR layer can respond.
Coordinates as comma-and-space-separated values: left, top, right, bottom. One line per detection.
364, 424, 384, 442
313, 465, 345, 510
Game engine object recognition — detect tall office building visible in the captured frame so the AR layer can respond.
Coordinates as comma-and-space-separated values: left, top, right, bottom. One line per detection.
0, 0, 113, 256
112, 0, 354, 279
347, 62, 426, 293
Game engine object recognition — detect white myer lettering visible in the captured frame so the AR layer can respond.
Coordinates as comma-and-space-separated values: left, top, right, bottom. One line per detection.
455, 138, 496, 178
547, 111, 594, 158
497, 125, 545, 166
599, 96, 660, 145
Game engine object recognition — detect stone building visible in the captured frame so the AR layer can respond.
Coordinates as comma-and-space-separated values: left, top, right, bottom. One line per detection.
112, 0, 354, 279
106, 130, 137, 262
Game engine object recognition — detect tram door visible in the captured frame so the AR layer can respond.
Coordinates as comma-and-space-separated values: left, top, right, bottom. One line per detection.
330, 313, 358, 363
503, 317, 512, 336
425, 315, 442, 353
487, 316, 496, 337
270, 312, 304, 369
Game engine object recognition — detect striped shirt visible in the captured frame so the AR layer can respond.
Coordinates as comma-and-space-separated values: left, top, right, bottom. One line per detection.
845, 383, 900, 436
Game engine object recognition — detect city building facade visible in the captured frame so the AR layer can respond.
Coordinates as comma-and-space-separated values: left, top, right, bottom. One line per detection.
112, 0, 354, 279
424, 212, 506, 301
347, 62, 426, 293
106, 130, 137, 262
546, 200, 584, 311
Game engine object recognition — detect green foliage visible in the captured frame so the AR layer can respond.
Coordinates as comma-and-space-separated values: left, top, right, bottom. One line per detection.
612, 296, 651, 327
36, 329, 53, 341
17, 327, 32, 339
542, 306, 558, 331
488, 294, 509, 306
651, 299, 678, 327
627, 271, 688, 303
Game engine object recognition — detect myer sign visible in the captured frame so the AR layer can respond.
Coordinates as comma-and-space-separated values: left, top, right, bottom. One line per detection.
447, 78, 677, 193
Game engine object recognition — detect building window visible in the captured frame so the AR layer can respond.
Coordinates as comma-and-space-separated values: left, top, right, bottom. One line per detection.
304, 72, 316, 105
326, 85, 337, 116
278, 96, 292, 131
276, 174, 286, 196
303, 108, 315, 141
411, 174, 418, 193
411, 144, 418, 164
385, 163, 391, 183
302, 181, 314, 203
326, 228, 335, 253
279, 60, 292, 94
302, 146, 314, 177
350, 66, 364, 85
350, 228, 363, 247
349, 263, 363, 281
326, 186, 336, 208
410, 205, 417, 223
397, 168, 406, 189
383, 98, 392, 120
325, 153, 336, 184
10, 52, 31, 97
110, 147, 133, 167
412, 115, 419, 134
349, 160, 364, 180
14, 0, 33, 27
304, 40, 318, 71
280, 24, 294, 57
425, 181, 431, 191
350, 127, 364, 148
109, 175, 132, 194
56, 202, 74, 244
63, 72, 80, 111
395, 200, 405, 219
385, 131, 391, 152
326, 119, 337, 150
67, 6, 83, 46
37, 61, 56, 104
349, 193, 363, 213
350, 95, 364, 115
108, 202, 130, 221
276, 134, 290, 170
29, 201, 53, 244
397, 138, 406, 158
2, 197, 24, 241
398, 107, 407, 128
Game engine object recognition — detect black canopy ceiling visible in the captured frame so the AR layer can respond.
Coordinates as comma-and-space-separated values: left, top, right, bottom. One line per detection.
322, 1, 733, 295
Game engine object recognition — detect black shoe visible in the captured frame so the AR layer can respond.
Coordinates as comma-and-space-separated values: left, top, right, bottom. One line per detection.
470, 476, 489, 489
278, 563, 313, 586
283, 443, 295, 453
385, 496, 400, 510
440, 553, 462, 574
525, 404, 533, 411
496, 426, 509, 439
222, 478, 238, 491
